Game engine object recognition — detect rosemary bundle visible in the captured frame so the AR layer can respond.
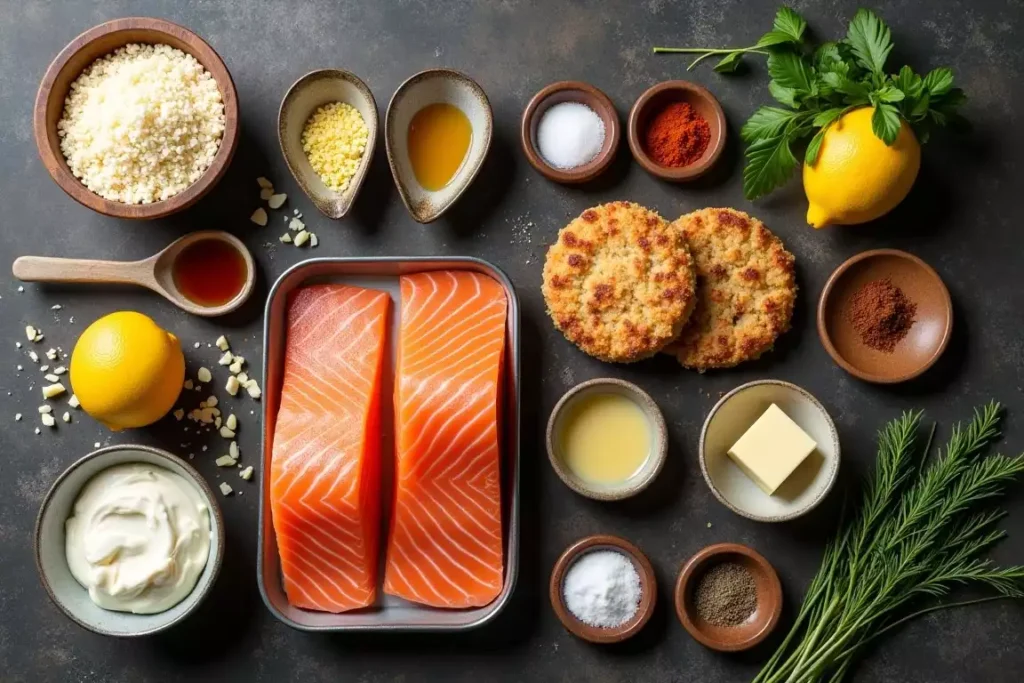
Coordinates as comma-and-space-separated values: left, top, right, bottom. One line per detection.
756, 402, 1024, 683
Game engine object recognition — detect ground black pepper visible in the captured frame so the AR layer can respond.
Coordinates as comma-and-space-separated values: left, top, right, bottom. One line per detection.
693, 561, 757, 627
846, 277, 917, 353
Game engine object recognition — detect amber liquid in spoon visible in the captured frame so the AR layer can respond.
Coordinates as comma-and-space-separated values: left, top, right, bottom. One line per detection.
171, 239, 248, 307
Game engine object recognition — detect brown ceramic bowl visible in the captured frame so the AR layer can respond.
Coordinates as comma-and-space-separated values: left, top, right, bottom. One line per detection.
675, 543, 782, 652
520, 81, 620, 184
818, 249, 953, 384
550, 535, 656, 644
628, 80, 725, 181
34, 17, 239, 219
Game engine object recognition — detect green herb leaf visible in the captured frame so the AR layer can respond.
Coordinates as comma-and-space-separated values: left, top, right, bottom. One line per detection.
771, 6, 808, 43
846, 8, 894, 75
767, 50, 813, 92
872, 103, 902, 144
821, 71, 871, 102
755, 30, 800, 49
741, 106, 800, 142
743, 134, 798, 200
805, 126, 827, 165
713, 51, 744, 73
812, 107, 845, 127
893, 65, 925, 100
876, 85, 906, 103
768, 80, 799, 108
909, 91, 931, 119
924, 67, 954, 96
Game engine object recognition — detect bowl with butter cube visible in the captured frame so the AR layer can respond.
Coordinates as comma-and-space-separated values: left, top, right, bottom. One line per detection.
699, 380, 840, 522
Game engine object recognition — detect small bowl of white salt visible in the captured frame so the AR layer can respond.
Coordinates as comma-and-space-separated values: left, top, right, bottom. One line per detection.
520, 81, 620, 185
549, 534, 656, 644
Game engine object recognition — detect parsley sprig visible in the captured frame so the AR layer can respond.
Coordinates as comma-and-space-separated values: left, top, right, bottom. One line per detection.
653, 7, 966, 200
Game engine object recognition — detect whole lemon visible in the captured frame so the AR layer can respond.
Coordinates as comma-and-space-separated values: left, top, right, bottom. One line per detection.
803, 107, 921, 228
70, 311, 185, 431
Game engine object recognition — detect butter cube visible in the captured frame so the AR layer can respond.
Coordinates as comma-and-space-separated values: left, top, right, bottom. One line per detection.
727, 403, 817, 495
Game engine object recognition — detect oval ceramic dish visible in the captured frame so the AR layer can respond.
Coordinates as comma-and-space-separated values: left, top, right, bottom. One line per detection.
385, 69, 492, 223
700, 380, 840, 522
34, 445, 224, 637
546, 378, 667, 501
818, 249, 953, 384
675, 543, 783, 652
520, 81, 620, 184
278, 69, 378, 220
549, 535, 656, 644
33, 17, 239, 219
627, 80, 725, 182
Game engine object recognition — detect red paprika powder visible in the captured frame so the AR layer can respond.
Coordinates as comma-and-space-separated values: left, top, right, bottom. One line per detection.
643, 101, 710, 168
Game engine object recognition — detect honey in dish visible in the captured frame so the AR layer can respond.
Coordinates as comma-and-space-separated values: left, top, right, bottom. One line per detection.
171, 239, 247, 307
559, 392, 652, 485
407, 103, 472, 191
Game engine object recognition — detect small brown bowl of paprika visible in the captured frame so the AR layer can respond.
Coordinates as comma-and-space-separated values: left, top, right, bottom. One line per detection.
628, 80, 725, 182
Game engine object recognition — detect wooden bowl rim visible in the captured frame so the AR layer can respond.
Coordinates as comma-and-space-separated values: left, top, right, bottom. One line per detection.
674, 542, 782, 652
519, 80, 620, 185
627, 79, 726, 182
33, 17, 239, 219
816, 248, 953, 384
549, 534, 656, 644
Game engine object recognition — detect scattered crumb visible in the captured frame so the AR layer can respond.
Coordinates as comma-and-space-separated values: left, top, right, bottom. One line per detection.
197, 367, 212, 383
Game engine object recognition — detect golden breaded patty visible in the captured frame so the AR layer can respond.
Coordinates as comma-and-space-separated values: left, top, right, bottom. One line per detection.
667, 208, 796, 369
542, 201, 697, 363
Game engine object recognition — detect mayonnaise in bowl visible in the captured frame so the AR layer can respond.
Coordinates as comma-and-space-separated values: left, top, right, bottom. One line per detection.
65, 463, 212, 614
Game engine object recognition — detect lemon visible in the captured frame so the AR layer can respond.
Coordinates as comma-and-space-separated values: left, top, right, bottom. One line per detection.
803, 107, 921, 228
70, 311, 185, 431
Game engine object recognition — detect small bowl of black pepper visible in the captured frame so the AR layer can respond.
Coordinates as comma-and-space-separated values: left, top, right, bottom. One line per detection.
674, 543, 782, 652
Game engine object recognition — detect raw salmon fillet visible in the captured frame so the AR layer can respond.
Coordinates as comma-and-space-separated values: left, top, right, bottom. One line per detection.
270, 284, 390, 612
384, 271, 508, 608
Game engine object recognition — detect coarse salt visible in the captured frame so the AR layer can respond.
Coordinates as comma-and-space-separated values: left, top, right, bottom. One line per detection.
536, 102, 606, 170
562, 550, 641, 628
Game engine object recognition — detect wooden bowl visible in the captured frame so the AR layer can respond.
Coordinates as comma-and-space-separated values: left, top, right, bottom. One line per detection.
549, 535, 656, 644
33, 17, 239, 219
520, 81, 619, 184
818, 249, 953, 384
278, 69, 377, 220
627, 80, 725, 181
674, 543, 782, 652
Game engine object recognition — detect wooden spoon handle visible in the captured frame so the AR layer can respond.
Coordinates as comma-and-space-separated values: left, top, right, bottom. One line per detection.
12, 256, 155, 287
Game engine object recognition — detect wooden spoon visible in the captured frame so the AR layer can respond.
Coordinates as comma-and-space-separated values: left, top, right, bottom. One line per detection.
11, 231, 255, 317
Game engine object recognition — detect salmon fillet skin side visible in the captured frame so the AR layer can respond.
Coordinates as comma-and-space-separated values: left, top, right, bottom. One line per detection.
385, 271, 508, 608
270, 284, 390, 613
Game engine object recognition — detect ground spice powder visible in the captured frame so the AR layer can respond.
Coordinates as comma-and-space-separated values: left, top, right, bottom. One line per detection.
846, 277, 917, 352
693, 561, 757, 627
643, 101, 710, 167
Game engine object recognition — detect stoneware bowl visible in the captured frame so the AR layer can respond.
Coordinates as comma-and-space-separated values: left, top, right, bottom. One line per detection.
675, 543, 782, 652
818, 249, 953, 384
33, 17, 239, 220
278, 69, 378, 220
549, 534, 656, 644
546, 378, 668, 501
520, 81, 620, 184
627, 80, 725, 182
700, 380, 840, 522
385, 69, 492, 223
34, 445, 224, 637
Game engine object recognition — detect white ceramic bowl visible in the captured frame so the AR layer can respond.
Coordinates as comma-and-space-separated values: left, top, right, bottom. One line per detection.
385, 69, 492, 223
700, 380, 840, 522
34, 445, 224, 636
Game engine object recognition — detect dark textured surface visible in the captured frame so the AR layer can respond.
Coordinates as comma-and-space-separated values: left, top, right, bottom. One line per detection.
1, 1, 1023, 681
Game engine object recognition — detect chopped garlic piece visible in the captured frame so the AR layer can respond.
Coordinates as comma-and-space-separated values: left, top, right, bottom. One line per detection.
289, 217, 304, 232
38, 405, 52, 414
197, 367, 212, 383
229, 361, 243, 374
28, 351, 39, 363
14, 413, 21, 421
183, 379, 194, 390
45, 348, 57, 360
246, 380, 262, 399
41, 413, 56, 427
42, 383, 66, 399
229, 441, 239, 459
25, 325, 37, 341
44, 373, 59, 383
54, 366, 66, 375
309, 233, 319, 248
215, 416, 222, 428
239, 466, 254, 481
215, 455, 237, 467
225, 375, 240, 396
279, 233, 292, 243
250, 207, 268, 226
215, 335, 230, 351
220, 426, 236, 439
256, 176, 273, 189
199, 408, 216, 424
40, 365, 49, 372
268, 193, 287, 209
237, 372, 249, 385
219, 482, 233, 496
226, 414, 238, 431
62, 412, 71, 423
207, 396, 219, 408
68, 395, 80, 408
259, 188, 275, 201
293, 230, 311, 247
173, 408, 185, 421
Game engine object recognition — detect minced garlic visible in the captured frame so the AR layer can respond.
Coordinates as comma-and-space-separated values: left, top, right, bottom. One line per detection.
301, 102, 368, 193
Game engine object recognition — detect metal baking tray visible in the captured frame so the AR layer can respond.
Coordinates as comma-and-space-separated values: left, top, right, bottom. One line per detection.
258, 257, 520, 632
